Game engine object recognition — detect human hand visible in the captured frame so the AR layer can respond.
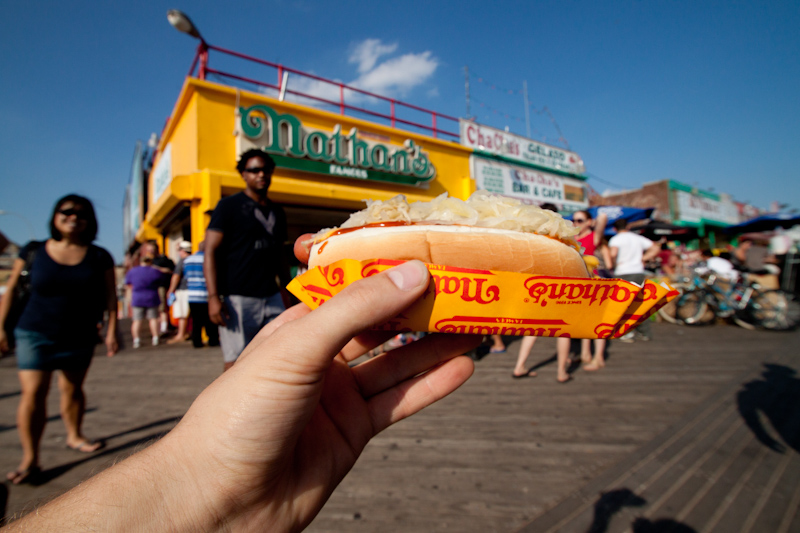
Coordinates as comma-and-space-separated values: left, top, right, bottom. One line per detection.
105, 332, 118, 357
152, 260, 482, 531
207, 296, 226, 326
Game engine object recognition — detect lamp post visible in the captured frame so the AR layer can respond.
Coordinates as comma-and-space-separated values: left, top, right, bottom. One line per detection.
167, 10, 208, 80
0, 210, 36, 241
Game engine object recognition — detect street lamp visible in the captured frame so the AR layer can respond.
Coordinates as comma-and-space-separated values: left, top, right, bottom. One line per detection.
167, 10, 205, 44
167, 9, 208, 79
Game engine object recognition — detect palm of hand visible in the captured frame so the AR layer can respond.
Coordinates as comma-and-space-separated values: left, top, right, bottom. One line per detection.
177, 324, 478, 532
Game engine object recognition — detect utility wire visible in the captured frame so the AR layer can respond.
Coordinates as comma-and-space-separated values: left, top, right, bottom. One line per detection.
584, 172, 634, 191
468, 68, 570, 148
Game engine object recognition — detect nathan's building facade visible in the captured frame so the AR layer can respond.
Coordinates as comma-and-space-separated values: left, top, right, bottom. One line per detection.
123, 73, 589, 260
123, 78, 476, 259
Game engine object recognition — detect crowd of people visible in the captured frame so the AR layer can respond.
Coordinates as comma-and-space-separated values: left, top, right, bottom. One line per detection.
0, 149, 795, 526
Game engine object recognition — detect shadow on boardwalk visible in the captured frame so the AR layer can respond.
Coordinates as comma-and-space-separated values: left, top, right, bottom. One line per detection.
737, 363, 800, 454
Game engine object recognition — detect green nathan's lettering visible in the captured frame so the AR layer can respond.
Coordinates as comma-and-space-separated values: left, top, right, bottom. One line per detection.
239, 104, 436, 184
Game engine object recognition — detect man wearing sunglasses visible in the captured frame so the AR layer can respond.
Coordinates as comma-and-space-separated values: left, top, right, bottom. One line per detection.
204, 149, 291, 371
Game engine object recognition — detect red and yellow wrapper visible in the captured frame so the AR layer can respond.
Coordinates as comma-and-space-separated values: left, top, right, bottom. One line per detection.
287, 259, 679, 339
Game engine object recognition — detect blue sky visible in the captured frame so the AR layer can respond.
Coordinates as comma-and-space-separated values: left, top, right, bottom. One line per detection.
1, 0, 798, 262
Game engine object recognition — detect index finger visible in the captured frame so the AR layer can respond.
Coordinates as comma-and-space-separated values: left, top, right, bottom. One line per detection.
242, 306, 401, 364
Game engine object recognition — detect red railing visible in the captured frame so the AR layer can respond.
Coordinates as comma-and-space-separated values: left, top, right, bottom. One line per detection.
186, 43, 460, 140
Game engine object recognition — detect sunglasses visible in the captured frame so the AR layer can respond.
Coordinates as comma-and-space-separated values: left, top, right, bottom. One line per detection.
573, 218, 587, 223
243, 167, 268, 174
58, 208, 87, 219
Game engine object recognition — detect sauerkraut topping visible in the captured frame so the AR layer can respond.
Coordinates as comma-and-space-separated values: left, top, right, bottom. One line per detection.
316, 191, 580, 248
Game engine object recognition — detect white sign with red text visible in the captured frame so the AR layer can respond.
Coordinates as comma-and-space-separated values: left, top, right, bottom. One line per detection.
473, 157, 573, 205
674, 190, 739, 225
460, 120, 585, 176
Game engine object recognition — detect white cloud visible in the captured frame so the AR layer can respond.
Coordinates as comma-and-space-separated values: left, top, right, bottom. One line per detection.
277, 39, 438, 108
349, 39, 398, 74
353, 51, 438, 97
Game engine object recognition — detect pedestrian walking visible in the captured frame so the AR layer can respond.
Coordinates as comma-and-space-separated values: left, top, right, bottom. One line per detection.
204, 149, 291, 371
183, 241, 219, 348
608, 218, 661, 342
124, 255, 163, 348
511, 203, 583, 382
141, 241, 175, 336
0, 194, 118, 485
166, 240, 192, 343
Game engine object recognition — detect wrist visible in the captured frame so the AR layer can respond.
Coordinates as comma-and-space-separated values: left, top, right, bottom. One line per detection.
123, 438, 221, 532
152, 427, 241, 531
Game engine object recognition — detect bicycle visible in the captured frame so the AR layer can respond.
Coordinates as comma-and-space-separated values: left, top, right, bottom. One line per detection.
672, 270, 800, 331
656, 268, 713, 325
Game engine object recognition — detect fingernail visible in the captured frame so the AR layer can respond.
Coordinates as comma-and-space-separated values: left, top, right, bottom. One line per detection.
387, 260, 428, 291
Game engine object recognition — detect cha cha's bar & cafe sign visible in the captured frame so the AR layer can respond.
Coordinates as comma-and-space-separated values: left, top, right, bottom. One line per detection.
237, 104, 436, 187
460, 120, 585, 177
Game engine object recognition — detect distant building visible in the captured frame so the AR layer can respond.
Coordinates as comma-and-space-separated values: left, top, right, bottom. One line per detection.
593, 179, 762, 247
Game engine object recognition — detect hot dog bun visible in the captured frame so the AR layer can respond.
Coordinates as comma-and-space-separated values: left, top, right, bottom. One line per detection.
304, 192, 590, 278
309, 224, 590, 278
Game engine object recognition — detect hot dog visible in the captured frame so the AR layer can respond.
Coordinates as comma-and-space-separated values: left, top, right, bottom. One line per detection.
297, 192, 590, 278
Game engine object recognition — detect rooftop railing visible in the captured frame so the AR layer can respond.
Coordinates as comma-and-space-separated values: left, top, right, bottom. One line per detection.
187, 43, 460, 141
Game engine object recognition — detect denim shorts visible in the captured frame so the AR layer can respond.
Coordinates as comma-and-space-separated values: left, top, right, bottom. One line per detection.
218, 293, 285, 363
132, 306, 159, 320
14, 329, 95, 371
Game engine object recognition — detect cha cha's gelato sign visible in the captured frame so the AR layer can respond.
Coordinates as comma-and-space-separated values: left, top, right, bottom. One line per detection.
238, 104, 435, 187
460, 120, 585, 176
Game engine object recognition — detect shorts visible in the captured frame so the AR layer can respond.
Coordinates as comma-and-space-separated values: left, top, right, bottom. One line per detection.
172, 290, 190, 318
219, 293, 285, 363
14, 328, 95, 371
133, 306, 159, 320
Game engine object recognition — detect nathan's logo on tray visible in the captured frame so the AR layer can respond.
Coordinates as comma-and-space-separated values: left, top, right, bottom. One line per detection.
359, 260, 499, 304
239, 104, 436, 187
430, 274, 499, 305
523, 278, 638, 307
285, 258, 679, 340
434, 316, 569, 337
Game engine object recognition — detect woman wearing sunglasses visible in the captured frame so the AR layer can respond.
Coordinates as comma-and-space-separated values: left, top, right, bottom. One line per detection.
512, 208, 609, 381
571, 210, 610, 370
0, 194, 118, 484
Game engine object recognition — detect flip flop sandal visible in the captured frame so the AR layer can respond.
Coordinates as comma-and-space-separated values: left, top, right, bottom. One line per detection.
7, 465, 41, 485
66, 440, 104, 453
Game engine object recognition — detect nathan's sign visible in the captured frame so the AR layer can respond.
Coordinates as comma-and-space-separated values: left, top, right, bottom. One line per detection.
238, 104, 436, 187
459, 120, 585, 176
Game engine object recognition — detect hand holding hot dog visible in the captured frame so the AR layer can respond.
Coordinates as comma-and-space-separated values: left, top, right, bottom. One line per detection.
8, 261, 482, 531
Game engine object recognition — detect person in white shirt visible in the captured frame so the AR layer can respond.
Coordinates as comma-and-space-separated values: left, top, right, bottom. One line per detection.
609, 219, 661, 341
700, 249, 739, 281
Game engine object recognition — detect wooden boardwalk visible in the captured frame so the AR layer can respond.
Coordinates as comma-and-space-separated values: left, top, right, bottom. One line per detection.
2, 321, 799, 532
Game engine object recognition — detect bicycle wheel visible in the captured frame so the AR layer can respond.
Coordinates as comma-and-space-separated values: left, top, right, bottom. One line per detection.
657, 294, 681, 324
675, 290, 715, 325
746, 290, 800, 331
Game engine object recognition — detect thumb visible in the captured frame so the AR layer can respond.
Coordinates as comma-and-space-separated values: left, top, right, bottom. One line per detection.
262, 260, 430, 374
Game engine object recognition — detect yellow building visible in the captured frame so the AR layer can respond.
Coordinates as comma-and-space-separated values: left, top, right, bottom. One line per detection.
126, 78, 475, 258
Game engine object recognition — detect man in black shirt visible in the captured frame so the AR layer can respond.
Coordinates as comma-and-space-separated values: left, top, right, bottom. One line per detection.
204, 149, 291, 370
